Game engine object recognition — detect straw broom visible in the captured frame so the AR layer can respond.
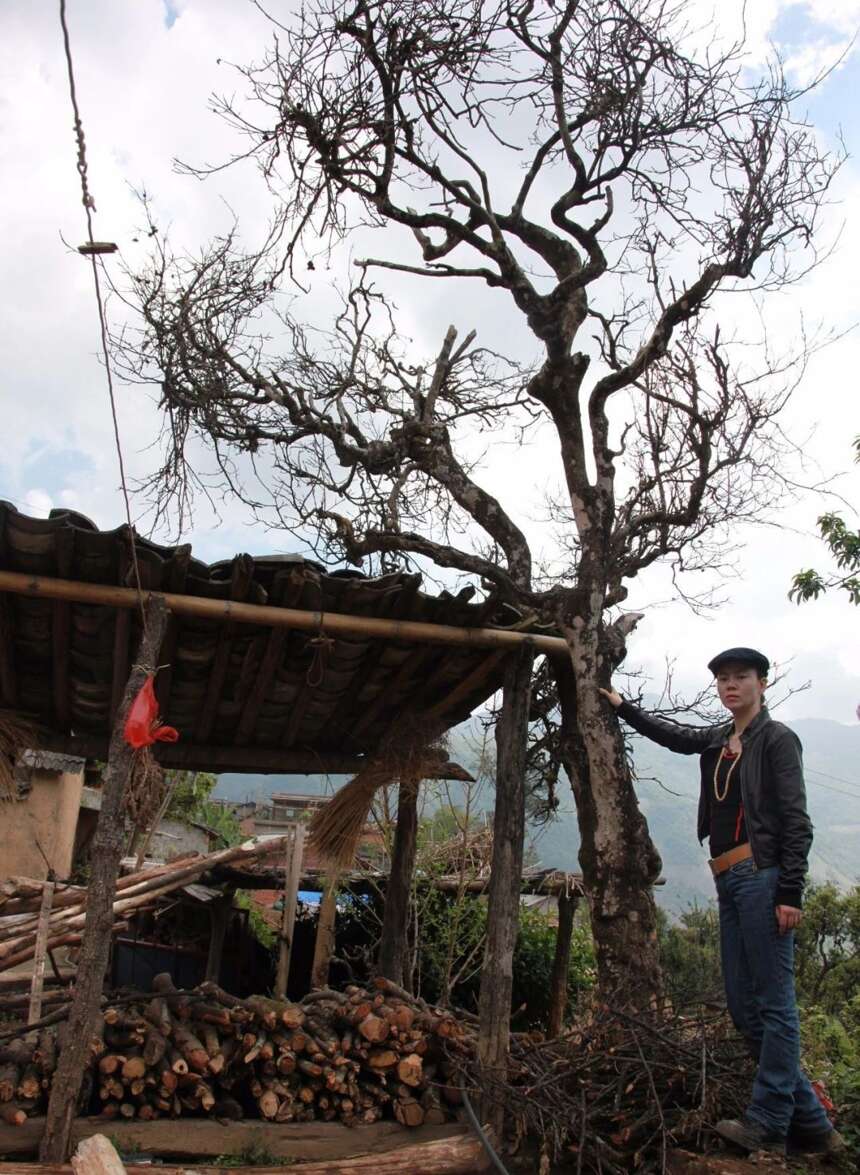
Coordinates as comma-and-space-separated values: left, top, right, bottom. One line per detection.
309, 717, 447, 870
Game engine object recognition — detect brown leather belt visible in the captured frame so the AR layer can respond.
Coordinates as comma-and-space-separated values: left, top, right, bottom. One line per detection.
709, 842, 753, 877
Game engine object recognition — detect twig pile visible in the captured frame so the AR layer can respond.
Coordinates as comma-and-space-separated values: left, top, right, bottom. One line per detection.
460, 1003, 753, 1173
0, 976, 473, 1130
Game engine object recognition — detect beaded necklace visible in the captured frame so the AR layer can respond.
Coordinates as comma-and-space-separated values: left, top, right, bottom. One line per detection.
713, 744, 742, 803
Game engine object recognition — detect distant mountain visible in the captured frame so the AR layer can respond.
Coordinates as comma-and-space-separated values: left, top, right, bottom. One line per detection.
214, 717, 860, 915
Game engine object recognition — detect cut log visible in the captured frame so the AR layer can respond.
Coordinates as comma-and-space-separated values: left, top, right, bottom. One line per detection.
0, 1103, 28, 1127
0, 1064, 19, 1102
357, 1015, 389, 1044
396, 1055, 423, 1088
394, 1097, 425, 1128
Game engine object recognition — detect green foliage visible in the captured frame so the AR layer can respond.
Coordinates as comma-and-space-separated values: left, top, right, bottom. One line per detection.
657, 903, 723, 1003
234, 888, 277, 951
790, 437, 860, 605
193, 799, 245, 847
801, 1004, 860, 1151
795, 884, 860, 1016
414, 890, 594, 1028
164, 770, 218, 820
214, 1143, 286, 1166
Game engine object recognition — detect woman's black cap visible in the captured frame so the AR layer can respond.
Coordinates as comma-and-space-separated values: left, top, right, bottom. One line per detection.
707, 647, 770, 676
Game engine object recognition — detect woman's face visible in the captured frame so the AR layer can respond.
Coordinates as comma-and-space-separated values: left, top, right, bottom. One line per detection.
715, 663, 766, 714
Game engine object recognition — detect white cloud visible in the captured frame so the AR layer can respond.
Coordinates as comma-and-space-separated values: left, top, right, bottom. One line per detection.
1, 0, 858, 721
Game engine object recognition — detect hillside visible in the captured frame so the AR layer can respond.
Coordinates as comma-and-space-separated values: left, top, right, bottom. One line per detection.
214, 717, 860, 914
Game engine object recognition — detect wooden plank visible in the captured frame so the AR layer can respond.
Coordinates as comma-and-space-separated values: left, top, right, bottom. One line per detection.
0, 570, 567, 656
274, 824, 305, 999
2, 1131, 488, 1174
0, 1117, 467, 1161
27, 883, 54, 1026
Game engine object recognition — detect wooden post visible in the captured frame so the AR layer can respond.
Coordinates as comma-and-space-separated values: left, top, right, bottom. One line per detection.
27, 881, 55, 1025
205, 891, 233, 983
274, 823, 305, 998
310, 874, 340, 990
378, 776, 420, 987
40, 597, 170, 1162
477, 644, 534, 1136
547, 886, 580, 1038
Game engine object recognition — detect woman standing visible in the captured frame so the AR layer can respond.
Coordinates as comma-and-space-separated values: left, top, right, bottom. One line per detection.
601, 647, 841, 1156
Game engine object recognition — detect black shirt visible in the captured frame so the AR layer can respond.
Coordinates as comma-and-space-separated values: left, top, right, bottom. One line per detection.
707, 746, 748, 857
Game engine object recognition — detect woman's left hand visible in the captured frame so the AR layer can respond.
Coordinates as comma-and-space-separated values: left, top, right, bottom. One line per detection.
775, 904, 802, 935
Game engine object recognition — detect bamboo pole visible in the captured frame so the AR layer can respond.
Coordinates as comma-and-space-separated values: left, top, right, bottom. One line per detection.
27, 883, 54, 1025
0, 570, 567, 657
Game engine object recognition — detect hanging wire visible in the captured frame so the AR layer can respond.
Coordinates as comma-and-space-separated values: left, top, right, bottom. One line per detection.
57, 0, 147, 628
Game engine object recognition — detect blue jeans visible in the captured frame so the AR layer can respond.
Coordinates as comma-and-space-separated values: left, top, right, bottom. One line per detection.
716, 859, 831, 1137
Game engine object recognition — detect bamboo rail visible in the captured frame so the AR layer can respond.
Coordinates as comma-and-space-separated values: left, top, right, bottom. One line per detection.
0, 571, 568, 657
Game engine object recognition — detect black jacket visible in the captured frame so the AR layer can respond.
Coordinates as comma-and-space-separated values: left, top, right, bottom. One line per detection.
617, 702, 812, 908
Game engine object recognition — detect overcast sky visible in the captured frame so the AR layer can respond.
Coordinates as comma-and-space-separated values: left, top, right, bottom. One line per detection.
1, 0, 858, 728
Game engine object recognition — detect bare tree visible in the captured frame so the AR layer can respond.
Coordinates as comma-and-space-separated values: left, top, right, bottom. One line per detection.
118, 0, 839, 1001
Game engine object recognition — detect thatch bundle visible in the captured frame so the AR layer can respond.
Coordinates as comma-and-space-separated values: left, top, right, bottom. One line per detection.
309, 717, 447, 870
0, 710, 38, 802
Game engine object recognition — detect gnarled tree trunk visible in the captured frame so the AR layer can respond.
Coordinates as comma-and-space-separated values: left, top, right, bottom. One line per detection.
555, 640, 663, 1005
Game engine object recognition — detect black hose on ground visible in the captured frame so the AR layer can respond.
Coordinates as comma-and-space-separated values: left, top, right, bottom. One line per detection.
460, 1082, 514, 1175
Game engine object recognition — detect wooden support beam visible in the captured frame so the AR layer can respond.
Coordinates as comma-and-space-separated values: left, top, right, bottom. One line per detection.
547, 887, 580, 1038
39, 597, 171, 1164
377, 779, 419, 988
477, 646, 534, 1136
27, 883, 54, 1025
274, 824, 305, 999
310, 875, 340, 990
0, 570, 568, 656
204, 892, 233, 983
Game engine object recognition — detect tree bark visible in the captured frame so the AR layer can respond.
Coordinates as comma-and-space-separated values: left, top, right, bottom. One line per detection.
378, 778, 419, 987
547, 889, 579, 1038
40, 597, 170, 1162
477, 645, 533, 1129
555, 650, 663, 1004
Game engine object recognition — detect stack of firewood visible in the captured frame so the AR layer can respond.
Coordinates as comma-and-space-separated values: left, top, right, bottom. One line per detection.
0, 976, 472, 1129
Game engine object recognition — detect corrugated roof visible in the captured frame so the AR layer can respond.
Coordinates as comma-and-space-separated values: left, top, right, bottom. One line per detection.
0, 502, 523, 773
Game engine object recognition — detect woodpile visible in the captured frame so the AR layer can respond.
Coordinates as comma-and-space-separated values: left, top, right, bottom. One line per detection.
0, 837, 294, 976
0, 977, 473, 1131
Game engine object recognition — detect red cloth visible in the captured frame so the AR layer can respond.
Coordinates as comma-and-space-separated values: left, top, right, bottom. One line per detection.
124, 674, 179, 748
